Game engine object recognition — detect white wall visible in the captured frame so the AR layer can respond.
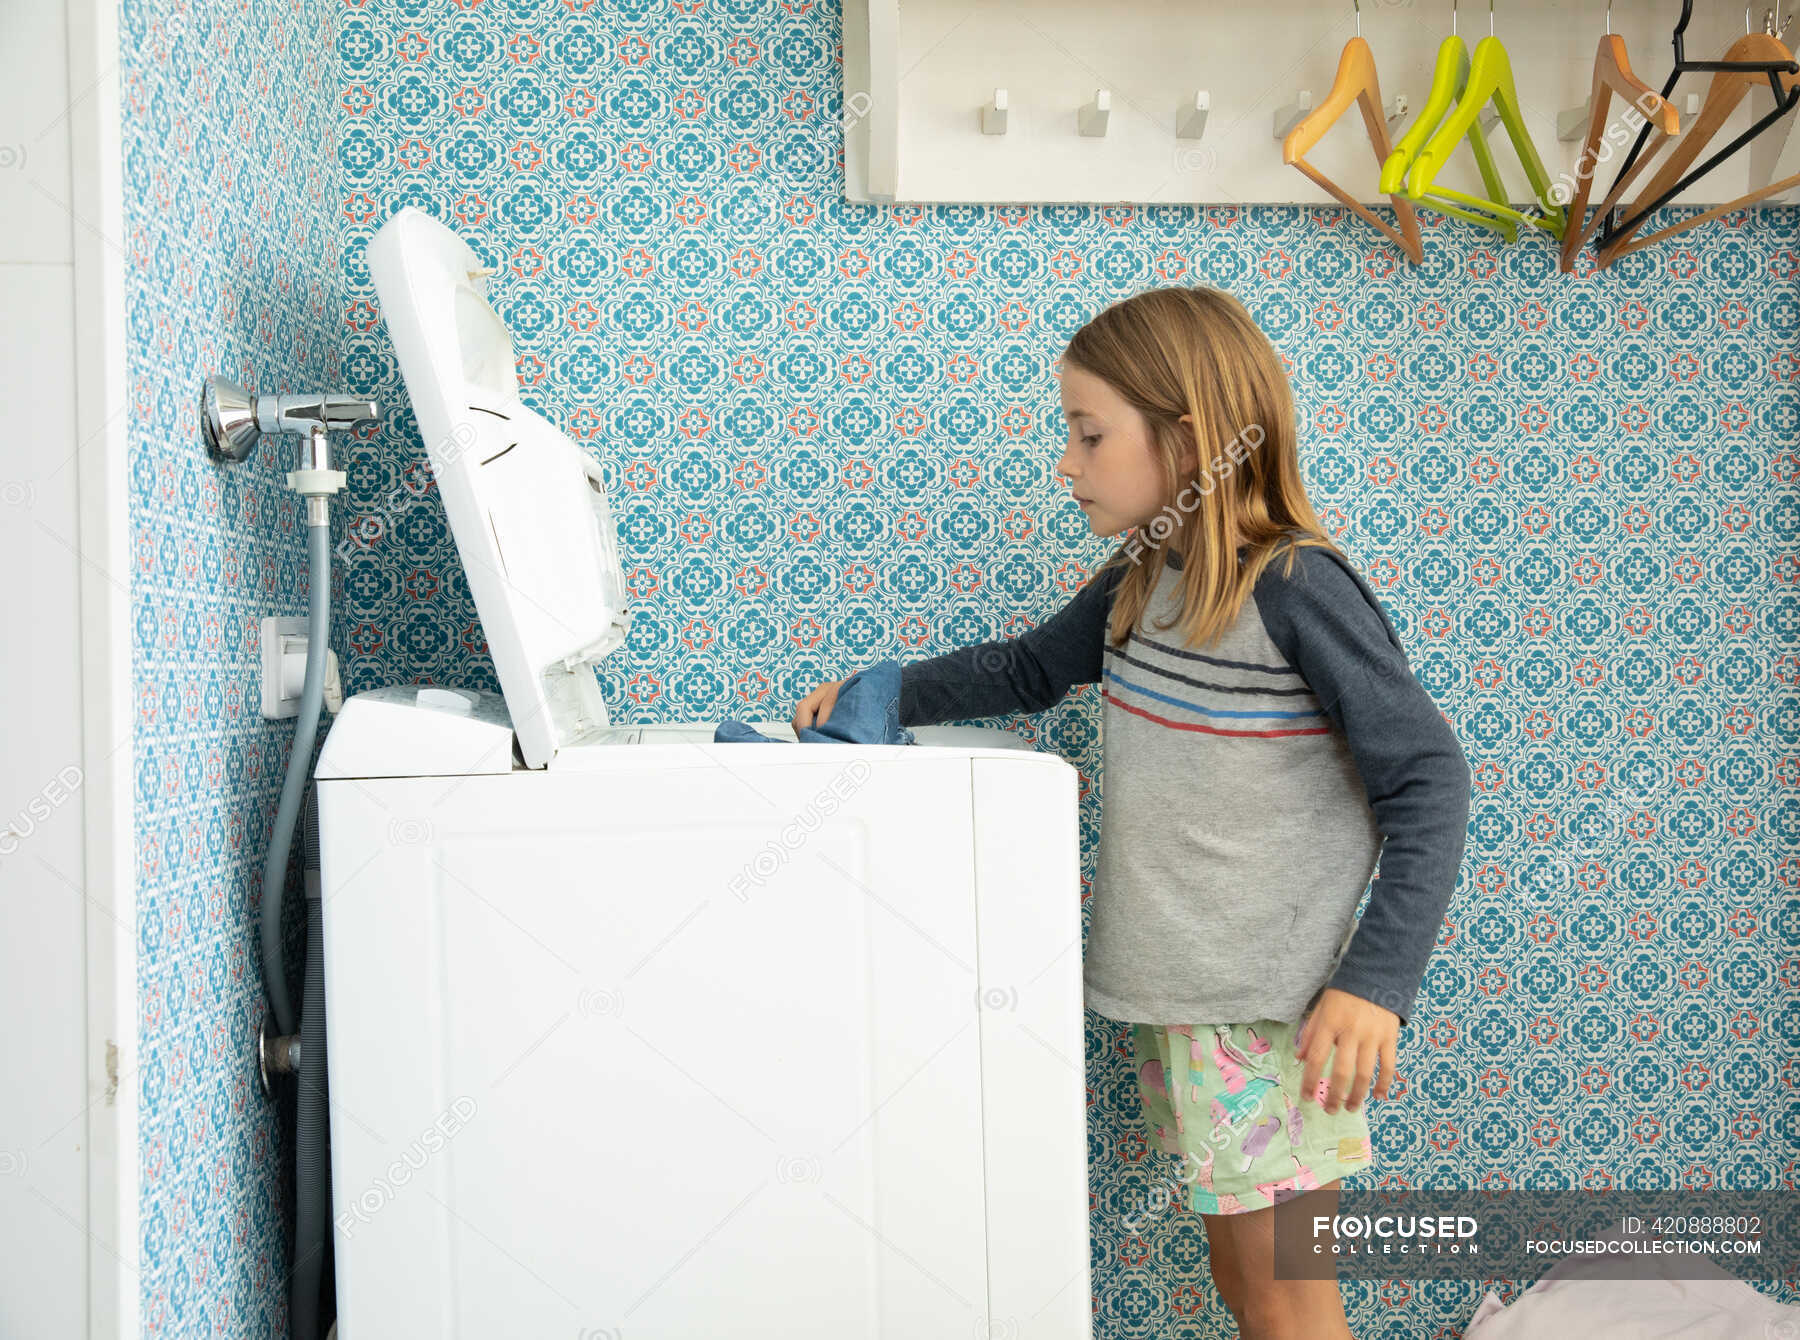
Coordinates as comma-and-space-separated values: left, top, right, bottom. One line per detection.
0, 0, 132, 1334
0, 0, 92, 1328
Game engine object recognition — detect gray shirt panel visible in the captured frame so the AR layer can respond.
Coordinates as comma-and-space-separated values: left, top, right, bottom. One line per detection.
898, 539, 1471, 1026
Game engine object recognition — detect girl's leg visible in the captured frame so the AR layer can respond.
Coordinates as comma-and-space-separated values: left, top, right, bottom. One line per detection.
1199, 1212, 1249, 1327
1202, 1180, 1353, 1340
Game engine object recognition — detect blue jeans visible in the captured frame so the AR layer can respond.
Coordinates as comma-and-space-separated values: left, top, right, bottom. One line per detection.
714, 658, 914, 745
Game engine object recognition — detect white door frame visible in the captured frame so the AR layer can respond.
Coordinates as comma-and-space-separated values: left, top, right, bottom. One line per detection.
68, 1, 136, 1334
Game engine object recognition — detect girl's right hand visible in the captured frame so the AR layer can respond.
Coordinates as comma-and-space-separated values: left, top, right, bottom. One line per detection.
792, 679, 843, 732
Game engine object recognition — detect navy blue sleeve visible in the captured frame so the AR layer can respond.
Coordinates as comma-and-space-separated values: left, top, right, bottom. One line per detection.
1254, 543, 1472, 1027
898, 547, 1130, 727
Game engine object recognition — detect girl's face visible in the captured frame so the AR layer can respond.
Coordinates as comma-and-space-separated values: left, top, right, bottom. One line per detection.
1057, 364, 1195, 538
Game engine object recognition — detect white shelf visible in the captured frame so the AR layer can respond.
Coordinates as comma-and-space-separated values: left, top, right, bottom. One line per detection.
843, 0, 1800, 208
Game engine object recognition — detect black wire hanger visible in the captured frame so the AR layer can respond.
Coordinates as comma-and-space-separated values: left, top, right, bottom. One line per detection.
1594, 0, 1800, 250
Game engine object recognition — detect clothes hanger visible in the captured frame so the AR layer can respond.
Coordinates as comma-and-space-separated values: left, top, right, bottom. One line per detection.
1282, 0, 1425, 263
1595, 0, 1800, 254
1557, 0, 1683, 272
1596, 19, 1800, 261
1377, 1, 1517, 239
1404, 0, 1569, 240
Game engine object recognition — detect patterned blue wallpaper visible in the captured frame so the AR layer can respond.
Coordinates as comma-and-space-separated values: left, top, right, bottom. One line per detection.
121, 0, 343, 1332
326, 2, 1800, 1328
123, 0, 1800, 1333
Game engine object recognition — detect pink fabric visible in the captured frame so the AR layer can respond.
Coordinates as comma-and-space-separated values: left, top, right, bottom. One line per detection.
1465, 1243, 1800, 1339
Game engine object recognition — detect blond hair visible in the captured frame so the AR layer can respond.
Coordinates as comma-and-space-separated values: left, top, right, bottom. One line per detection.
1063, 286, 1338, 650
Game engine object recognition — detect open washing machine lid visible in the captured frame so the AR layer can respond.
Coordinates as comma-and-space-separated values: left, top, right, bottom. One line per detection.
365, 208, 632, 770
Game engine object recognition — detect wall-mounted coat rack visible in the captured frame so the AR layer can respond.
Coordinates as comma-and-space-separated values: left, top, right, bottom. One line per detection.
843, 0, 1800, 212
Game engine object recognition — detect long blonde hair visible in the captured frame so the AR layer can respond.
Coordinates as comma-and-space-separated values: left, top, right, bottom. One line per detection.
1063, 286, 1338, 650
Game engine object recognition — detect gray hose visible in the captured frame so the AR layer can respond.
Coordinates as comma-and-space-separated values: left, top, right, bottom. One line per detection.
259, 516, 334, 1335
260, 521, 332, 1036
292, 789, 329, 1339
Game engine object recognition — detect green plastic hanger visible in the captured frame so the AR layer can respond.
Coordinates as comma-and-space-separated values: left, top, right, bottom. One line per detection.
1405, 27, 1568, 241
1377, 33, 1517, 239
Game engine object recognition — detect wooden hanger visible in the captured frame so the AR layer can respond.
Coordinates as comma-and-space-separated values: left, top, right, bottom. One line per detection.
1606, 162, 1800, 257
1595, 0, 1799, 246
1558, 31, 1681, 273
1283, 33, 1424, 263
1379, 31, 1516, 238
1405, 30, 1568, 240
1597, 27, 1800, 263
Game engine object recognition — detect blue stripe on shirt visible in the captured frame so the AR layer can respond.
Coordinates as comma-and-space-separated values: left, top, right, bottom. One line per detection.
1104, 665, 1329, 722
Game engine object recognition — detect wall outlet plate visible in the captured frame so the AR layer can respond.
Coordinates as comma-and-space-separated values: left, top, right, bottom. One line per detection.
261, 616, 307, 719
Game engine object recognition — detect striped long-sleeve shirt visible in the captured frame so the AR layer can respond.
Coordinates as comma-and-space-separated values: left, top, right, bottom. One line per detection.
898, 536, 1472, 1027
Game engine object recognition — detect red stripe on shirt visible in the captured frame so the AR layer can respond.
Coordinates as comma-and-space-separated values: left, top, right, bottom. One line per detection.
1102, 687, 1335, 738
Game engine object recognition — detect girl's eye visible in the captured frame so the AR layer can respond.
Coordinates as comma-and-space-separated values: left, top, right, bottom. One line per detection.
1082, 434, 1100, 446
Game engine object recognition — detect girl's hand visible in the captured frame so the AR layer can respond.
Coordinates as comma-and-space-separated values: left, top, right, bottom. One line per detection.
792, 679, 843, 733
1294, 988, 1399, 1115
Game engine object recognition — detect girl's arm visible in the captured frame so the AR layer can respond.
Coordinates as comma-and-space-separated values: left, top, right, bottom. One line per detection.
899, 546, 1130, 727
1256, 544, 1474, 1027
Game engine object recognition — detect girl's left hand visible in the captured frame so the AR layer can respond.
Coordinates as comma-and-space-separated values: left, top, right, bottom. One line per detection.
1293, 988, 1399, 1114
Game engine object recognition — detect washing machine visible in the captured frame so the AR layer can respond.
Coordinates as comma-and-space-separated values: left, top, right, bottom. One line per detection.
311, 207, 1093, 1337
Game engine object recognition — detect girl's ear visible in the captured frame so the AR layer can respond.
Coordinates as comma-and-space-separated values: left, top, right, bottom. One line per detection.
1176, 413, 1199, 476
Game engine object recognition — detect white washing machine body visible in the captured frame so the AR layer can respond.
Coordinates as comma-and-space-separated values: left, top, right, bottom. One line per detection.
314, 209, 1094, 1337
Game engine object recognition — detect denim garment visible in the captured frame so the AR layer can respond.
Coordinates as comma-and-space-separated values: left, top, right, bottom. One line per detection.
714, 657, 915, 746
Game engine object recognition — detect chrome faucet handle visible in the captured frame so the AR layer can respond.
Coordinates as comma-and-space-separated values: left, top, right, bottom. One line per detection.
257, 392, 382, 435
201, 376, 383, 464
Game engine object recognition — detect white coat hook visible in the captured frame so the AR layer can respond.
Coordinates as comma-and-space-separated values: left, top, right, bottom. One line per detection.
1558, 96, 1593, 140
1384, 93, 1409, 122
1273, 90, 1313, 140
981, 88, 1009, 135
1176, 91, 1210, 139
1079, 89, 1111, 137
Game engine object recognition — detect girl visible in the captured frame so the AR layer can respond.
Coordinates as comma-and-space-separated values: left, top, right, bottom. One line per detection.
794, 287, 1472, 1340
